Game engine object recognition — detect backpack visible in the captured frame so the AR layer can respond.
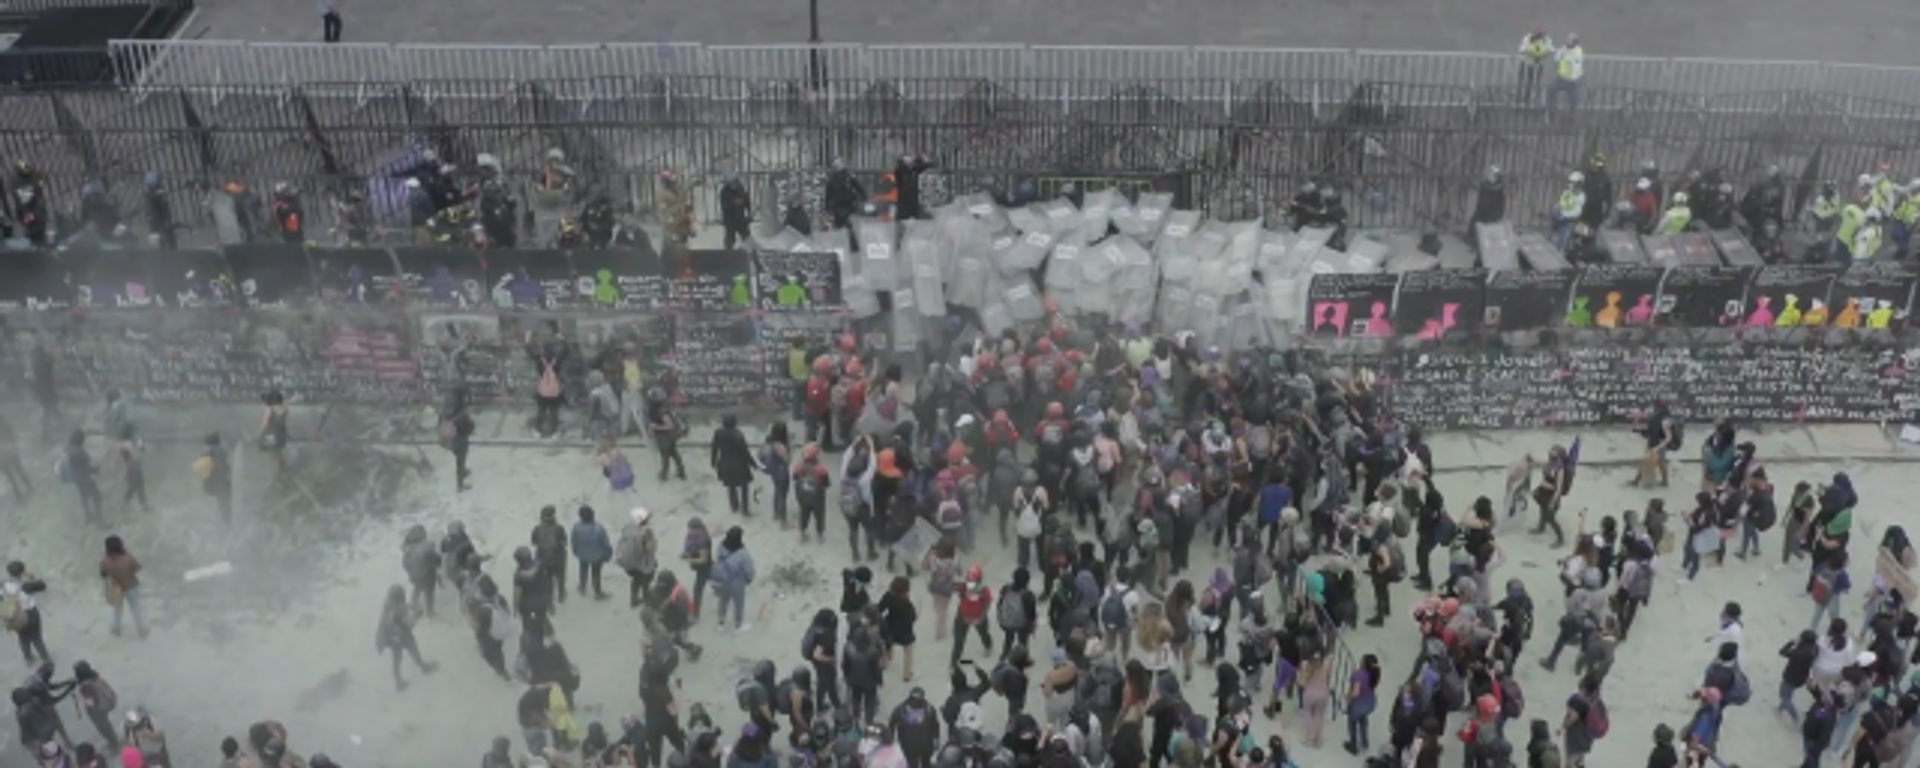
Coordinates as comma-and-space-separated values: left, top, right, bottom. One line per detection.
1666, 418, 1685, 450
1584, 693, 1611, 738
1, 592, 24, 632
1622, 560, 1653, 600
1248, 426, 1273, 462
839, 482, 867, 519
1726, 663, 1752, 706
736, 676, 768, 712
1034, 357, 1058, 392
1385, 541, 1407, 583
1040, 422, 1065, 447
997, 590, 1029, 631
537, 358, 562, 398
1472, 720, 1508, 754
1100, 591, 1129, 630
984, 381, 1012, 411
1499, 674, 1524, 720
1392, 510, 1413, 538
1176, 488, 1202, 521
1750, 500, 1778, 532
992, 662, 1021, 696
1074, 465, 1101, 499
1437, 665, 1467, 712
1015, 491, 1043, 538
796, 466, 826, 504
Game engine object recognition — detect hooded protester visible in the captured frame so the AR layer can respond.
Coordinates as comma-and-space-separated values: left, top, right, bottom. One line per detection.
713, 526, 757, 632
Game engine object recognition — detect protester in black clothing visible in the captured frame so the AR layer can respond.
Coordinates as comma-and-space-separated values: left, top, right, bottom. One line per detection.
719, 177, 753, 250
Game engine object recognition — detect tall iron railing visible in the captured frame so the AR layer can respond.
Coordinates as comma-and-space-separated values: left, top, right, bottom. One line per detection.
2, 41, 1917, 241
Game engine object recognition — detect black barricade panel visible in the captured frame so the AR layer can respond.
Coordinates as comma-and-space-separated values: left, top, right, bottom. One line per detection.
320, 316, 423, 403
488, 250, 576, 309
1565, 264, 1663, 329
223, 244, 315, 308
752, 247, 845, 311
311, 247, 400, 305
1830, 262, 1919, 330
0, 251, 68, 311
1389, 345, 1916, 429
1305, 272, 1401, 338
57, 248, 157, 309
1392, 269, 1486, 339
1745, 264, 1842, 328
659, 248, 753, 312
1484, 269, 1572, 331
569, 247, 656, 309
669, 313, 765, 407
1655, 266, 1754, 327
148, 250, 236, 309
392, 247, 489, 309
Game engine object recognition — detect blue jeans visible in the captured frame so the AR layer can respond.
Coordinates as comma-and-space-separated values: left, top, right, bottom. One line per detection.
1738, 520, 1761, 558
716, 588, 747, 627
1545, 79, 1581, 115
771, 478, 790, 523
111, 586, 147, 633
1811, 597, 1841, 633
1683, 544, 1702, 580
1554, 216, 1575, 252
1778, 679, 1800, 721
1803, 733, 1825, 768
1831, 708, 1860, 754
1346, 699, 1374, 749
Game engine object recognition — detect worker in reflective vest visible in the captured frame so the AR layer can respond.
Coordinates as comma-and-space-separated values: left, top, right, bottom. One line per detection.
1655, 192, 1693, 235
1545, 34, 1583, 118
1516, 25, 1554, 101
1893, 181, 1920, 257
1853, 209, 1885, 260
1834, 199, 1867, 262
1553, 171, 1586, 252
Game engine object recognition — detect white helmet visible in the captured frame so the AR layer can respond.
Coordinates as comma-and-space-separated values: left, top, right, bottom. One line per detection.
1636, 178, 1652, 191
1569, 171, 1585, 184
1867, 207, 1884, 221
1673, 191, 1690, 205
1859, 174, 1874, 188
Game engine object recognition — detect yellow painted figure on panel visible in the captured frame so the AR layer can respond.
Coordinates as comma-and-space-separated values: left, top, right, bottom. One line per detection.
1775, 294, 1803, 327
1868, 301, 1895, 329
1565, 296, 1593, 327
1834, 298, 1862, 329
1803, 299, 1830, 326
1594, 291, 1623, 328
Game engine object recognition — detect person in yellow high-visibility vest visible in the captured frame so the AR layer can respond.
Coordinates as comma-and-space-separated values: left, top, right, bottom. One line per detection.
1833, 197, 1867, 263
1853, 208, 1886, 261
1862, 173, 1896, 214
1655, 192, 1693, 234
1517, 24, 1554, 102
1893, 179, 1920, 258
1545, 34, 1583, 119
1553, 171, 1586, 251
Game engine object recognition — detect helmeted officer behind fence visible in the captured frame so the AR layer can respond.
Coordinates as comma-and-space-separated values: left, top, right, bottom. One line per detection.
143, 172, 177, 249
476, 154, 518, 248
720, 175, 753, 250
822, 159, 865, 231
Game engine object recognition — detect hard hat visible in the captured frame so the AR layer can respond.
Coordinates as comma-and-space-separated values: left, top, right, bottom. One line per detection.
1636, 178, 1652, 191
1046, 402, 1064, 418
1569, 171, 1584, 184
1859, 174, 1874, 187
1673, 191, 1690, 204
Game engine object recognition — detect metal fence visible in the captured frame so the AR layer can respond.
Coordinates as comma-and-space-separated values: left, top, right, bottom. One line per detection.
6, 41, 1920, 238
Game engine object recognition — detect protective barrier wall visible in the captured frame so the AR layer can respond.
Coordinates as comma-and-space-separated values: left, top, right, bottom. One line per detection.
7, 42, 1920, 243
8, 247, 1920, 430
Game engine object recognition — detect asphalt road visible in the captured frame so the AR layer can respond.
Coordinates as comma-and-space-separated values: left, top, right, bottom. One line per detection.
186, 0, 1919, 67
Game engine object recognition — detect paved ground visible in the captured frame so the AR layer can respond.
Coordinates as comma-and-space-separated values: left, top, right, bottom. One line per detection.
8, 398, 1920, 767
184, 0, 1919, 66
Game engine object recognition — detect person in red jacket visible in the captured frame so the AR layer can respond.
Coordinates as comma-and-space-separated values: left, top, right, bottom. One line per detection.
804, 357, 834, 450
950, 565, 994, 667
840, 359, 868, 439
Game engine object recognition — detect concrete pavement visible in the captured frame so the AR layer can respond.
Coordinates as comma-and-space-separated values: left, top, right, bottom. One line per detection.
7, 397, 1917, 767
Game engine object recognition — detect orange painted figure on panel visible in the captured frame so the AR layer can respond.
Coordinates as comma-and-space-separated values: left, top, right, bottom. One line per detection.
1594, 291, 1624, 328
1834, 298, 1862, 328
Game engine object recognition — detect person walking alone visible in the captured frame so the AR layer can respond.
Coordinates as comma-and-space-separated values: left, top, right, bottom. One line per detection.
318, 0, 342, 42
713, 526, 756, 632
99, 536, 146, 639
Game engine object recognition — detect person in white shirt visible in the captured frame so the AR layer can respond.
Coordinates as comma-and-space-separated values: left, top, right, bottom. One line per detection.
3, 560, 51, 664
1704, 600, 1746, 665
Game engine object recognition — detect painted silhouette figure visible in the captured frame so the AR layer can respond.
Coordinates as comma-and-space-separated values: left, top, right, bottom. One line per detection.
1313, 303, 1343, 336
730, 275, 752, 308
594, 269, 619, 305
510, 268, 544, 307
1565, 296, 1593, 327
1745, 296, 1775, 327
1625, 294, 1655, 325
345, 264, 369, 304
1804, 298, 1830, 326
1834, 297, 1862, 328
1365, 301, 1392, 336
1594, 291, 1624, 328
1420, 302, 1462, 340
1775, 294, 1802, 327
428, 265, 456, 304
1868, 300, 1895, 329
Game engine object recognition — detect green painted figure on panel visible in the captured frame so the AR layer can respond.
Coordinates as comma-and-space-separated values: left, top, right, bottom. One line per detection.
1565, 295, 1592, 327
594, 269, 618, 305
1775, 294, 1802, 326
776, 276, 807, 308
